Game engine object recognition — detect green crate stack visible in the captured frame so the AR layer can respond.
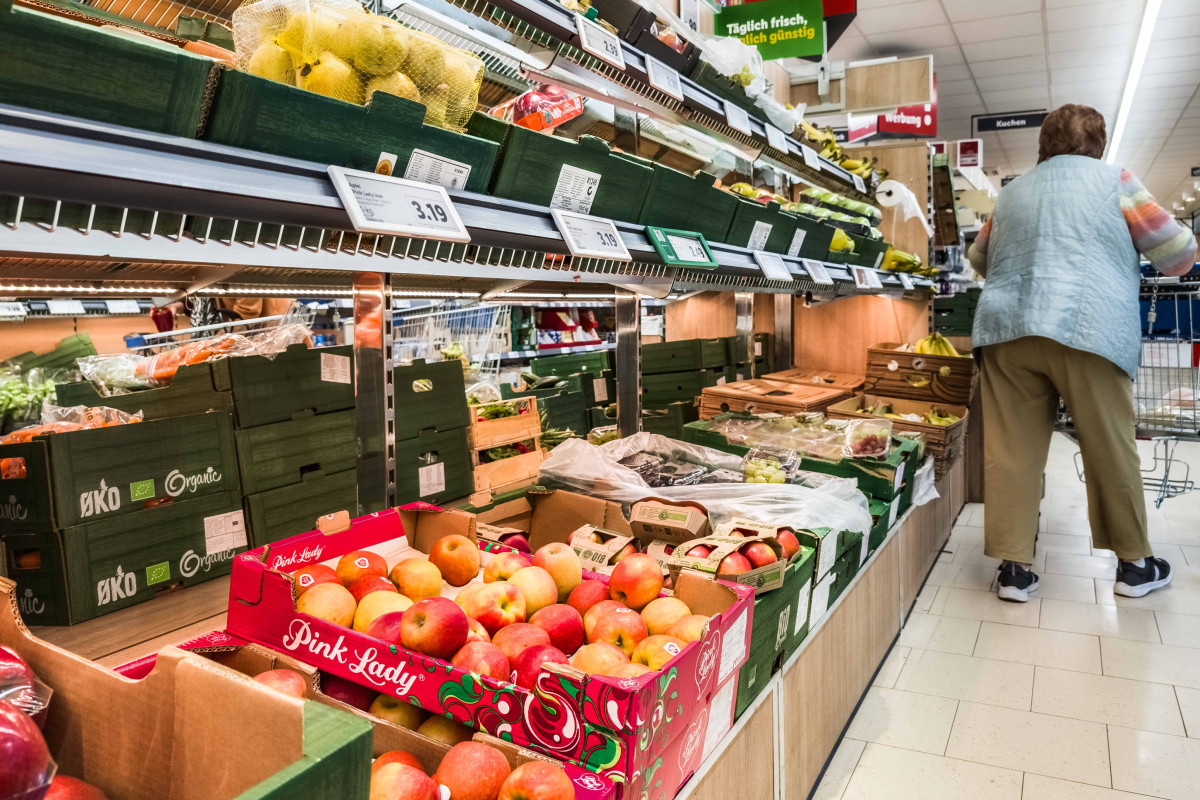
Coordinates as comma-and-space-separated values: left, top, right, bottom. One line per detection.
642, 338, 727, 374
933, 289, 980, 336
394, 360, 473, 505
528, 350, 612, 377
541, 391, 588, 436
9, 333, 97, 372
634, 166, 737, 243
642, 369, 726, 406
754, 333, 774, 375
844, 233, 890, 269
790, 215, 840, 260
640, 401, 699, 439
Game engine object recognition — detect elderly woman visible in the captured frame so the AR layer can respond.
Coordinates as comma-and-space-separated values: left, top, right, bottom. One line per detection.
969, 103, 1198, 603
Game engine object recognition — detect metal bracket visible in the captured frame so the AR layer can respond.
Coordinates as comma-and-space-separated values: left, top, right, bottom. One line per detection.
614, 289, 642, 438
353, 272, 396, 513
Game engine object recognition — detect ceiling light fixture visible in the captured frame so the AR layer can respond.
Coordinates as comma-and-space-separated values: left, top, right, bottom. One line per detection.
1105, 0, 1162, 165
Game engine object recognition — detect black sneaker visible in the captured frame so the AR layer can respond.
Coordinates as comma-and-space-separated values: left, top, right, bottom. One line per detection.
997, 561, 1039, 603
1114, 557, 1173, 598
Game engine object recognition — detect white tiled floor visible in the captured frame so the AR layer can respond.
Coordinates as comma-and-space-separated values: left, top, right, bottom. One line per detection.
814, 434, 1200, 799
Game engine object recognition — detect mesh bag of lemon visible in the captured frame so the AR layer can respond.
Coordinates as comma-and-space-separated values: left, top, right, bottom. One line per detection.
232, 0, 484, 131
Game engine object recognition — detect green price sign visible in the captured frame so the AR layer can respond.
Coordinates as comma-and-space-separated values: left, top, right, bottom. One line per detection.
717, 0, 825, 61
645, 226, 718, 269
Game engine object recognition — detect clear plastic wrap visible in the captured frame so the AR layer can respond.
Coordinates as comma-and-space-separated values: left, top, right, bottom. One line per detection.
844, 418, 891, 459
742, 446, 798, 484
232, 0, 484, 131
912, 457, 939, 507
540, 432, 872, 535
1, 404, 145, 480
0, 699, 56, 800
0, 647, 52, 720
698, 34, 765, 96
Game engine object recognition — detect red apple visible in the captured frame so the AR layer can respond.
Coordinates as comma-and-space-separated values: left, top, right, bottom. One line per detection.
465, 615, 491, 644
606, 662, 653, 680
370, 693, 428, 730
631, 635, 687, 670
296, 582, 357, 627
401, 597, 470, 659
320, 671, 376, 711
666, 615, 710, 643
370, 763, 436, 800
717, 552, 753, 574
740, 541, 778, 568
685, 545, 712, 559
354, 592, 414, 633
589, 607, 648, 656
451, 642, 511, 681
640, 596, 691, 636
529, 604, 585, 655
483, 551, 531, 583
347, 575, 399, 604
292, 564, 340, 596
364, 610, 407, 644
44, 776, 109, 800
608, 554, 664, 611
458, 581, 526, 636
567, 580, 609, 617
497, 761, 575, 800
428, 535, 481, 587
338, 550, 387, 587
253, 668, 307, 698
570, 642, 629, 675
491, 623, 550, 665
0, 699, 51, 799
582, 599, 624, 640
508, 566, 558, 616
416, 715, 474, 746
435, 742, 511, 800
389, 558, 443, 603
372, 750, 425, 775
611, 542, 637, 563
513, 644, 569, 690
532, 542, 582, 601
499, 533, 532, 554
776, 530, 801, 560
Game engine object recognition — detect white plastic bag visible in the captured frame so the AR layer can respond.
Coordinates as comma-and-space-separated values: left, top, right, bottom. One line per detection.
911, 457, 939, 507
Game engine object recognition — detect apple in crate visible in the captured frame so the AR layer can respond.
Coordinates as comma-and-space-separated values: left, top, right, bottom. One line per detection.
0, 699, 51, 799
717, 552, 752, 575
608, 554, 663, 611
292, 563, 340, 596
499, 533, 532, 554
389, 558, 443, 602
533, 542, 582, 601
667, 615, 710, 643
513, 644, 569, 690
685, 544, 712, 559
253, 668, 307, 698
451, 642, 510, 681
338, 550, 387, 587
777, 529, 801, 559
321, 671, 376, 711
428, 534, 481, 587
483, 551, 531, 583
498, 760, 576, 800
570, 642, 629, 675
741, 541, 778, 568
582, 599, 624, 639
590, 607, 648, 656
458, 581, 526, 636
632, 635, 687, 670
354, 592, 413, 633
567, 579, 609, 617
465, 616, 491, 644
370, 694, 428, 730
370, 763, 437, 800
508, 566, 558, 616
401, 597, 470, 660
417, 715, 474, 746
296, 582, 357, 627
372, 750, 424, 775
435, 742, 512, 800
492, 623, 550, 665
607, 662, 652, 680
640, 596, 691, 636
347, 575, 399, 604
44, 776, 109, 800
529, 604, 585, 655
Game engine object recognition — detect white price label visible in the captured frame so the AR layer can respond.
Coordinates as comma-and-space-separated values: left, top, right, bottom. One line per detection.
592, 377, 609, 403
754, 341, 762, 357
718, 609, 748, 683
747, 220, 773, 251
852, 174, 867, 193
866, 269, 884, 288
898, 274, 915, 291
794, 579, 812, 635
788, 228, 807, 257
801, 145, 822, 170
874, 251, 885, 269
725, 101, 752, 135
0, 302, 25, 321
812, 575, 832, 618
576, 14, 625, 69
851, 267, 871, 289
802, 258, 833, 285
703, 679, 736, 759
666, 234, 709, 262
404, 149, 472, 191
765, 125, 789, 153
645, 56, 684, 101
46, 300, 85, 315
736, 372, 744, 381
320, 352, 352, 384
203, 510, 246, 557
551, 164, 602, 215
680, 0, 700, 31
104, 300, 142, 315
418, 462, 446, 497
893, 461, 906, 492
859, 530, 870, 566
716, 375, 726, 386
551, 209, 632, 261
889, 498, 900, 528
327, 166, 469, 242
753, 251, 793, 282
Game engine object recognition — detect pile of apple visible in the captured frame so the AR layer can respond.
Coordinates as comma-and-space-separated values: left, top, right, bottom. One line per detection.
672, 528, 801, 573
291, 535, 712, 688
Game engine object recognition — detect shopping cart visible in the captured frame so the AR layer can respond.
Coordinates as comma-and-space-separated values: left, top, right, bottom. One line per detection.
393, 303, 512, 383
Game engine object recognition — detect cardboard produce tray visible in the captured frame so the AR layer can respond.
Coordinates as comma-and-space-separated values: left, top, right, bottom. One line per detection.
826, 394, 967, 478
762, 368, 866, 393
865, 342, 977, 406
699, 379, 849, 418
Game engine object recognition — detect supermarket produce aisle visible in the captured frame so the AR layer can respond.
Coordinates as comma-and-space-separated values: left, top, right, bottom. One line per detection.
813, 433, 1200, 800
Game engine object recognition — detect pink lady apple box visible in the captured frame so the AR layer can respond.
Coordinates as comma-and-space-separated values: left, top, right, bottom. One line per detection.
223, 501, 755, 799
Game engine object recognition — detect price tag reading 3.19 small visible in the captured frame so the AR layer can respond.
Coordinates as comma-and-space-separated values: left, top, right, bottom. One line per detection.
753, 251, 793, 282
576, 15, 626, 70
801, 258, 834, 285
551, 209, 632, 261
645, 56, 684, 101
852, 173, 866, 193
800, 145, 822, 170
765, 125, 789, 153
328, 166, 470, 242
898, 273, 915, 291
725, 101, 752, 135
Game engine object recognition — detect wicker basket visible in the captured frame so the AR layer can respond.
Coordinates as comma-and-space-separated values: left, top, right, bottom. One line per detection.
864, 342, 976, 405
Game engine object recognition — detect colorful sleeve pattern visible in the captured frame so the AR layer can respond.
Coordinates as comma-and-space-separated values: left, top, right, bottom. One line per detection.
1120, 169, 1198, 275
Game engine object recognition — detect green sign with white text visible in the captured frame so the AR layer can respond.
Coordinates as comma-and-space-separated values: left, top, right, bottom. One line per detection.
718, 0, 825, 60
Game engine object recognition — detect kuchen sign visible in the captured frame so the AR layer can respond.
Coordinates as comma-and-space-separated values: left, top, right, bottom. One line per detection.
974, 111, 1047, 134
718, 0, 825, 60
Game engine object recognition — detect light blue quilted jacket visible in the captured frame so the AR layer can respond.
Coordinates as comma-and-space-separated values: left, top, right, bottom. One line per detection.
972, 155, 1142, 379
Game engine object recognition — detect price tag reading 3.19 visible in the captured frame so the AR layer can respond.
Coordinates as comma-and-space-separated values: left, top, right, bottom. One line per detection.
801, 258, 834, 285
576, 15, 626, 70
551, 209, 632, 261
645, 56, 684, 101
327, 166, 470, 242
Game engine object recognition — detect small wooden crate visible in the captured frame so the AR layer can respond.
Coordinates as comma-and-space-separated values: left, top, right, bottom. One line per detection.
469, 397, 541, 450
825, 394, 967, 478
470, 447, 545, 505
865, 343, 977, 406
699, 379, 848, 419
763, 369, 866, 393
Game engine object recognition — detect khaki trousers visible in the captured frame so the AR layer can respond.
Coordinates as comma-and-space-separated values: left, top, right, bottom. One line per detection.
980, 336, 1151, 563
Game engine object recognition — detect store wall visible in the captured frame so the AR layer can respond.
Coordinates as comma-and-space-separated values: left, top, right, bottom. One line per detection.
841, 141, 932, 260
0, 315, 154, 361
664, 292, 776, 341
793, 294, 930, 374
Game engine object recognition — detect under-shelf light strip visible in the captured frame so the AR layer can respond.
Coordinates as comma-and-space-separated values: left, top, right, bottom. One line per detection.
0, 284, 172, 294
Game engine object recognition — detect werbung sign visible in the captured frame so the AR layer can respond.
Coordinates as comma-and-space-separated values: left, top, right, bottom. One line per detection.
717, 0, 825, 60
957, 139, 982, 169
878, 75, 937, 137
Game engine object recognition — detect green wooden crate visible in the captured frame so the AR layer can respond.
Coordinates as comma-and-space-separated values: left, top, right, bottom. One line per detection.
642, 369, 724, 405
394, 359, 470, 439
642, 338, 727, 374
0, 412, 238, 533
845, 233, 890, 268
499, 374, 584, 401
0, 0, 214, 137
635, 166, 736, 243
55, 362, 232, 422
542, 390, 588, 436
529, 350, 612, 377
483, 129, 655, 224
724, 197, 800, 254
3, 491, 245, 626
790, 215, 839, 260
204, 69, 499, 194
577, 369, 615, 407
641, 401, 699, 439
208, 345, 355, 429
396, 427, 473, 505
234, 411, 356, 495
243, 469, 358, 548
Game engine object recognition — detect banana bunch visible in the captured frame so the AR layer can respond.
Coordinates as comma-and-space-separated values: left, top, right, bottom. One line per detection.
925, 407, 960, 426
915, 332, 962, 357
839, 156, 878, 179
830, 228, 856, 253
881, 247, 924, 273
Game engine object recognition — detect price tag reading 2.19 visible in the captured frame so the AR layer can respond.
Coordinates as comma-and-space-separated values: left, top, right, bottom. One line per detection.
327, 166, 470, 242
668, 235, 708, 262
576, 15, 626, 70
551, 209, 632, 261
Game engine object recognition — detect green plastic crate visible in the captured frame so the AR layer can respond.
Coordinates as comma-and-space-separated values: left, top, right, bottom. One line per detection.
790, 215, 839, 260
55, 363, 232, 422
542, 390, 588, 436
395, 359, 471, 439
845, 233, 890, 268
396, 427, 473, 505
3, 491, 245, 626
204, 70, 498, 194
724, 197, 800, 254
640, 401, 698, 439
529, 350, 612, 377
211, 345, 355, 428
10, 333, 97, 372
577, 369, 615, 407
243, 469, 358, 548
234, 411, 356, 495
499, 374, 584, 401
635, 166, 736, 243
642, 369, 725, 405
686, 59, 757, 112
642, 338, 727, 374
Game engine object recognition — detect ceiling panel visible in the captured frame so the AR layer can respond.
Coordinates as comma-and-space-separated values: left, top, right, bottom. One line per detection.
1049, 46, 1133, 70
854, 0, 948, 34
976, 72, 1051, 93
961, 35, 1046, 64
1051, 63, 1131, 85
866, 24, 960, 52
942, 0, 1044, 22
952, 11, 1044, 43
1159, 0, 1200, 18
968, 54, 1049, 78
928, 45, 968, 66
938, 79, 982, 98
1046, 1, 1142, 32
1047, 25, 1136, 52
981, 87, 1052, 110
935, 63, 975, 82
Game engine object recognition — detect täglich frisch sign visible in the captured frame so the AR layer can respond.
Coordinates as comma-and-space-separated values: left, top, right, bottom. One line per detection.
718, 0, 825, 60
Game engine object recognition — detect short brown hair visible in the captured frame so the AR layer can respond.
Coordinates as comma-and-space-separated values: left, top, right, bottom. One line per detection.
1038, 104, 1107, 163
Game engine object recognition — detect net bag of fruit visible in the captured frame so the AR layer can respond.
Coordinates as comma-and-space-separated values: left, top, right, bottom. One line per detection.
232, 0, 484, 131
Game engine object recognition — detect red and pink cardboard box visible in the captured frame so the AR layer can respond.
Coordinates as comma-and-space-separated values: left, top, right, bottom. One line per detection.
221, 493, 754, 799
